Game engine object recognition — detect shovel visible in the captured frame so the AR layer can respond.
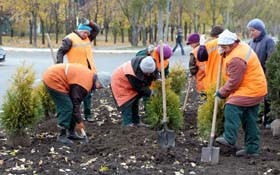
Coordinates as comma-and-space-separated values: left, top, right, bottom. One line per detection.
182, 76, 192, 112
201, 55, 223, 164
157, 40, 175, 149
80, 128, 89, 143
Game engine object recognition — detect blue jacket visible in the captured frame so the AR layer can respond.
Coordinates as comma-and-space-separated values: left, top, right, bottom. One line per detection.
248, 32, 275, 71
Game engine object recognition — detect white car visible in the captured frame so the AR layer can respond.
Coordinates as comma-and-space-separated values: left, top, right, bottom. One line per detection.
0, 47, 6, 62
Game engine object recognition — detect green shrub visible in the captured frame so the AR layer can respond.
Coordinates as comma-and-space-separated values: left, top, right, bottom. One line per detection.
33, 82, 55, 118
197, 86, 225, 140
266, 42, 280, 119
146, 80, 184, 130
0, 63, 43, 136
168, 63, 187, 96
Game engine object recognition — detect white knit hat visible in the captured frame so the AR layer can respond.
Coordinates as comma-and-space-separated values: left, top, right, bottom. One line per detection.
140, 56, 156, 73
218, 29, 238, 45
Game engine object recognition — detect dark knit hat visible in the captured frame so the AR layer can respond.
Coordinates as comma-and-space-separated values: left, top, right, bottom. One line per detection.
247, 18, 265, 32
210, 26, 224, 37
186, 33, 200, 45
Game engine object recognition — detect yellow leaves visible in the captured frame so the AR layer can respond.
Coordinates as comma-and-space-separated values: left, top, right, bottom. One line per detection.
99, 165, 109, 172
9, 149, 19, 156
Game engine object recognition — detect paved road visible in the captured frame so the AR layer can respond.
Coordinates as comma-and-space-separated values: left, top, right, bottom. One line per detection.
0, 47, 191, 108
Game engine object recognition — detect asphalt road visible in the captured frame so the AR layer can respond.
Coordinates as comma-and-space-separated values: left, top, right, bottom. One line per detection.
0, 47, 191, 108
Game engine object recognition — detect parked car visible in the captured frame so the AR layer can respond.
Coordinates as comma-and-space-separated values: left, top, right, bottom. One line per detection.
0, 47, 6, 62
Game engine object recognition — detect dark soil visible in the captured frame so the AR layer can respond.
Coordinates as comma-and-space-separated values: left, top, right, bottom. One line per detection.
0, 86, 280, 175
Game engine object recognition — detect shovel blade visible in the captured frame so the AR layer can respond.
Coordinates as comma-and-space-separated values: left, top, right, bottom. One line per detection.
201, 147, 220, 164
157, 129, 176, 149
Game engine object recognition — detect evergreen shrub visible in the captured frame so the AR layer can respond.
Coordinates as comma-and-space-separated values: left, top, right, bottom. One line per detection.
33, 81, 55, 118
0, 63, 43, 146
266, 42, 280, 119
146, 79, 184, 130
197, 86, 224, 140
168, 63, 187, 96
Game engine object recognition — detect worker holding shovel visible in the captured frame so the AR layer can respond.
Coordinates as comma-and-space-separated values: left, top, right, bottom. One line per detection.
214, 29, 267, 157
56, 18, 100, 122
43, 63, 111, 145
111, 56, 158, 127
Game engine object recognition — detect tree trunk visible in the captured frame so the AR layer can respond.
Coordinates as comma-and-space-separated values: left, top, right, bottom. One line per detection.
131, 24, 138, 46
29, 19, 32, 44
41, 19, 45, 45
142, 27, 147, 46
120, 22, 124, 43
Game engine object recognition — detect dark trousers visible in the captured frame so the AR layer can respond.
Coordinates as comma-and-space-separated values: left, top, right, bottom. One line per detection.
47, 88, 73, 129
83, 92, 92, 118
263, 96, 271, 126
172, 42, 185, 55
121, 99, 140, 126
223, 104, 260, 154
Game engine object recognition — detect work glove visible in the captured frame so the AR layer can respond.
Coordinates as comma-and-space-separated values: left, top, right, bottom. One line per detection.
76, 122, 85, 130
218, 46, 225, 55
200, 34, 206, 45
214, 91, 225, 99
80, 17, 90, 25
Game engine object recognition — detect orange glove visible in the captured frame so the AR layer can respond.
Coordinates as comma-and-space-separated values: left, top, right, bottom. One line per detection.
76, 122, 85, 130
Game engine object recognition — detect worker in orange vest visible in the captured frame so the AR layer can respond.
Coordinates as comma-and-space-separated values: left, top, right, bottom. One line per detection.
43, 63, 111, 145
187, 33, 205, 93
111, 56, 158, 126
56, 18, 100, 122
197, 26, 224, 91
214, 29, 267, 157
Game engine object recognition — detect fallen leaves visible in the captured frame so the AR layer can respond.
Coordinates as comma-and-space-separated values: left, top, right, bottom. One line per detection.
80, 157, 98, 167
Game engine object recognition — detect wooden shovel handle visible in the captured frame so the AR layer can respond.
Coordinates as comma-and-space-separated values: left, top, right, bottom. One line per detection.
209, 56, 223, 146
159, 40, 167, 123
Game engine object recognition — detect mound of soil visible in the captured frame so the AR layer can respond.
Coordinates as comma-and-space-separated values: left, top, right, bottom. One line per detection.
0, 87, 280, 175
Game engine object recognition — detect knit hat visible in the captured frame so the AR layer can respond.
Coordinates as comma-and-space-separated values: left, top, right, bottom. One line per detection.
77, 24, 92, 33
210, 26, 224, 37
156, 44, 172, 59
186, 33, 200, 45
140, 56, 156, 73
247, 18, 265, 32
97, 72, 111, 88
218, 29, 238, 45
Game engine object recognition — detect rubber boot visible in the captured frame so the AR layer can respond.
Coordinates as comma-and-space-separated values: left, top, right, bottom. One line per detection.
57, 129, 73, 145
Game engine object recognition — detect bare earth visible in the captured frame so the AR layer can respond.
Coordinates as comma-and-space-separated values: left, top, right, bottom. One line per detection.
0, 87, 280, 175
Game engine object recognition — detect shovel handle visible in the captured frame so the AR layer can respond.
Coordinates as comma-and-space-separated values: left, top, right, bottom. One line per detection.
46, 33, 57, 64
209, 56, 223, 147
159, 40, 167, 123
182, 77, 192, 112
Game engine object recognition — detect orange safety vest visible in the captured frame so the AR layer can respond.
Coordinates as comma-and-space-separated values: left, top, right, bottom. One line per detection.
192, 46, 206, 92
111, 61, 138, 108
151, 48, 169, 71
204, 38, 221, 90
43, 64, 94, 94
224, 42, 267, 98
66, 33, 97, 73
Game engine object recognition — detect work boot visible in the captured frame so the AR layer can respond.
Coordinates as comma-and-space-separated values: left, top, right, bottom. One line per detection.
67, 130, 85, 140
85, 115, 94, 122
57, 129, 73, 145
235, 149, 259, 157
134, 121, 151, 128
215, 136, 239, 149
